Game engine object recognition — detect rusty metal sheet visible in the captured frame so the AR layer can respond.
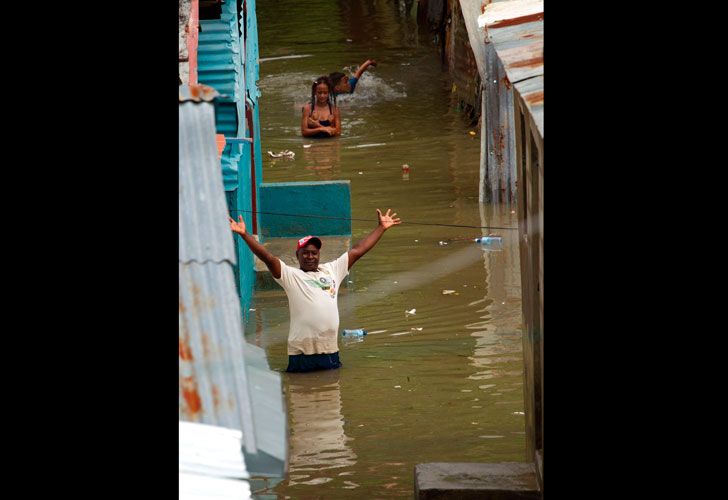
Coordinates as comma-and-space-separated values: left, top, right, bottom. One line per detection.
179, 83, 220, 102
480, 0, 543, 85
488, 21, 543, 84
479, 0, 543, 29
514, 75, 543, 138
179, 262, 257, 451
482, 42, 517, 204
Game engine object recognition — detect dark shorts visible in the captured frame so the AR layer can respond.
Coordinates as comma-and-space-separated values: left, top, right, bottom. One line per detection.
286, 352, 342, 373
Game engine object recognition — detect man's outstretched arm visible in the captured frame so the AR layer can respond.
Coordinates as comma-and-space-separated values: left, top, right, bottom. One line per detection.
347, 208, 400, 270
229, 215, 282, 278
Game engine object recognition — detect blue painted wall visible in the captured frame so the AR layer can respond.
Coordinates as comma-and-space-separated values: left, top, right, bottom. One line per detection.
258, 181, 352, 238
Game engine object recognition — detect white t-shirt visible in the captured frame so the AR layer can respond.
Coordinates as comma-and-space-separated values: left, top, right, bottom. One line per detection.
273, 253, 349, 355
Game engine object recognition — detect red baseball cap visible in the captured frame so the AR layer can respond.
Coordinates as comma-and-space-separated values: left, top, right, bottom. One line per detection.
296, 235, 322, 251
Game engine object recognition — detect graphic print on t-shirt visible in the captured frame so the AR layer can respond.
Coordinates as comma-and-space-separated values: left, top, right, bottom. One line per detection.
304, 276, 337, 298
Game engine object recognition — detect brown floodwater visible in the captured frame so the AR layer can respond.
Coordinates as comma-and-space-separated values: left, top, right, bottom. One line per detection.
245, 1, 525, 497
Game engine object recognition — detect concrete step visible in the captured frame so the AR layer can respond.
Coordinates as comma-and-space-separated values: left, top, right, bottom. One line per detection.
415, 462, 541, 499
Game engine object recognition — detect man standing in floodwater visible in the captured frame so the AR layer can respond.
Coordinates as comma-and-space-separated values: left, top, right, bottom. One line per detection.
229, 208, 401, 372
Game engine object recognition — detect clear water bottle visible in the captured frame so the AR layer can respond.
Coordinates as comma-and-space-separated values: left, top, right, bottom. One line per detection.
342, 329, 367, 337
474, 236, 503, 250
341, 329, 367, 345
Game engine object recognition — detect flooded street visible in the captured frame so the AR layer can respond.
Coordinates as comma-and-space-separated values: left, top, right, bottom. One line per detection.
246, 1, 525, 497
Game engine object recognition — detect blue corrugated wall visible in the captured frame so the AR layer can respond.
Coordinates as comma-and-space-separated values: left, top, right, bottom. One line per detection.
234, 0, 263, 319
197, 0, 263, 320
198, 0, 244, 192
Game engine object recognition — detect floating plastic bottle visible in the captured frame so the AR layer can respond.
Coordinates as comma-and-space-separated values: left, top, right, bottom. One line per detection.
438, 236, 504, 250
474, 236, 503, 250
341, 328, 367, 345
342, 329, 367, 337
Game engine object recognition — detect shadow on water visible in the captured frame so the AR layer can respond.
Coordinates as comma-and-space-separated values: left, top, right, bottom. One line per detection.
248, 1, 525, 497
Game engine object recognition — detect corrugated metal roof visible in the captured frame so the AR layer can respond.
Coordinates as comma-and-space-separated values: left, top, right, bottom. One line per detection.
179, 421, 252, 500
479, 0, 543, 29
179, 96, 287, 478
480, 0, 543, 139
514, 75, 543, 138
179, 100, 236, 263
179, 421, 249, 479
243, 343, 287, 476
480, 0, 543, 85
179, 262, 255, 439
179, 472, 251, 500
486, 20, 543, 83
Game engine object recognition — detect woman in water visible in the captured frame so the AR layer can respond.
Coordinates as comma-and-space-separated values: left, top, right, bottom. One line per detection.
301, 76, 340, 138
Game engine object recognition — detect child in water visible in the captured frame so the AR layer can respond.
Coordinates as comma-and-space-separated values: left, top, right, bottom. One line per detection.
328, 59, 377, 103
301, 76, 341, 138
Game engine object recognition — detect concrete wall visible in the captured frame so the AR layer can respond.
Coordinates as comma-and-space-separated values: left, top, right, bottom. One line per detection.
179, 0, 191, 84
258, 181, 352, 239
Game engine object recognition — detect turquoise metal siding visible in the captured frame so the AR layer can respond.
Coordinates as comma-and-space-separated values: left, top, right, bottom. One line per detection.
250, 103, 263, 233
244, 0, 261, 104
198, 0, 245, 191
258, 181, 352, 238
234, 138, 255, 319
234, 0, 264, 319
198, 0, 243, 104
214, 102, 238, 135
196, 0, 264, 320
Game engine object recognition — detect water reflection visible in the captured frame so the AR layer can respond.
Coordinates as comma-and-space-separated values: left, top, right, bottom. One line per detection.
468, 204, 525, 428
284, 369, 358, 489
301, 138, 342, 179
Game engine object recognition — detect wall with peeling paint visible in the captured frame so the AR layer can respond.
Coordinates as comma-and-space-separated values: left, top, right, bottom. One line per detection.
179, 0, 192, 84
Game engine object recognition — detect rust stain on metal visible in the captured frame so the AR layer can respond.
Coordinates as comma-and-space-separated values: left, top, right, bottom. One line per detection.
201, 331, 211, 358
179, 338, 194, 361
522, 34, 535, 39
179, 83, 219, 102
179, 298, 187, 314
487, 13, 543, 29
189, 83, 218, 100
492, 126, 506, 165
181, 376, 202, 415
525, 91, 544, 105
509, 56, 543, 69
191, 283, 202, 309
212, 384, 221, 411
502, 76, 512, 90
